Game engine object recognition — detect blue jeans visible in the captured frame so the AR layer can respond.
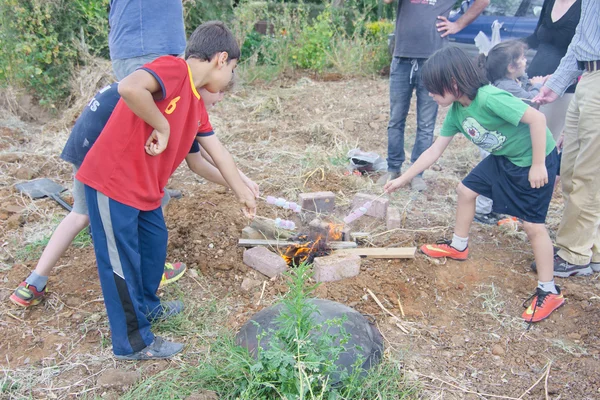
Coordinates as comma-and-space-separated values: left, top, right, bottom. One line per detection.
387, 57, 439, 174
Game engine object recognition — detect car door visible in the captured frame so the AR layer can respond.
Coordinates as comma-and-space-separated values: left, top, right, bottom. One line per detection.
511, 0, 544, 39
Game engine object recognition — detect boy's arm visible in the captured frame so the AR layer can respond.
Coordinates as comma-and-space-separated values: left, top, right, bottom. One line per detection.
384, 135, 453, 193
185, 152, 229, 186
118, 70, 170, 156
199, 145, 260, 197
520, 107, 548, 189
197, 135, 257, 217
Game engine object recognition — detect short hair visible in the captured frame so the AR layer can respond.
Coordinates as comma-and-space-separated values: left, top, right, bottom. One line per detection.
185, 21, 240, 62
422, 46, 488, 100
478, 40, 527, 82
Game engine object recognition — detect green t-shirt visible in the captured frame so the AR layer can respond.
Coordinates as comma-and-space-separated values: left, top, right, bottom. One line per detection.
440, 85, 556, 167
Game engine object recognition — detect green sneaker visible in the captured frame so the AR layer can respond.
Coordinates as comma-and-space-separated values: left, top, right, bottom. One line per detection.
160, 262, 187, 288
9, 281, 47, 307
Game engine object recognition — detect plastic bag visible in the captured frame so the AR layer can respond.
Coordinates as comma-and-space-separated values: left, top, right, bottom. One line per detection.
474, 19, 503, 56
346, 148, 388, 173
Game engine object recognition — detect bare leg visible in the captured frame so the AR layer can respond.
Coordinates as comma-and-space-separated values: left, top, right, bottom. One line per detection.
33, 212, 89, 277
523, 222, 554, 283
454, 183, 478, 238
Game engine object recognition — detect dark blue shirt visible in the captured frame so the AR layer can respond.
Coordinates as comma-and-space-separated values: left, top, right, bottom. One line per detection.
61, 83, 202, 167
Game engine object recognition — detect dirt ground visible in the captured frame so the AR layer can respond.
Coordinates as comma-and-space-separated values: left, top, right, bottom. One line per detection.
0, 74, 599, 399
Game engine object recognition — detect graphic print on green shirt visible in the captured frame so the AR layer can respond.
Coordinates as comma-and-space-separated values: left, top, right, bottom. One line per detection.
440, 85, 555, 167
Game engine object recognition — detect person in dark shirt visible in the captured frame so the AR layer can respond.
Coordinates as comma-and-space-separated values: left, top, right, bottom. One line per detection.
525, 0, 581, 140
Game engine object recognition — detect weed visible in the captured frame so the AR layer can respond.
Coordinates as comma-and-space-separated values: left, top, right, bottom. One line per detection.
550, 339, 588, 357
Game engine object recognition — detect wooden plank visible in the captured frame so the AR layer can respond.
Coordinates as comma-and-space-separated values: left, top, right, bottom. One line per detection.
237, 239, 358, 249
332, 247, 416, 259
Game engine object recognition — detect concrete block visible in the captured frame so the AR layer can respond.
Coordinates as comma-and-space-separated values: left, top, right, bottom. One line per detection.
299, 191, 336, 213
313, 253, 361, 282
242, 226, 263, 240
386, 207, 401, 230
352, 193, 389, 219
243, 246, 288, 278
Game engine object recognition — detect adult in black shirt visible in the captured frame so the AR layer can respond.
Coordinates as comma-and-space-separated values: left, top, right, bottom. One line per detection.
525, 0, 581, 140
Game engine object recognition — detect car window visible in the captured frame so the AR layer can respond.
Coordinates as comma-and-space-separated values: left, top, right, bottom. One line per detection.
482, 0, 523, 17
523, 0, 544, 17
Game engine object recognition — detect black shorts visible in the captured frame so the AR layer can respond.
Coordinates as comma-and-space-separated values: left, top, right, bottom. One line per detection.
463, 149, 559, 224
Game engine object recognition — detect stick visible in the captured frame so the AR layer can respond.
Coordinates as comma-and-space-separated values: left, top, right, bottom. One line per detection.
544, 361, 551, 400
256, 281, 267, 306
517, 361, 552, 399
366, 289, 409, 334
415, 372, 521, 400
397, 293, 405, 318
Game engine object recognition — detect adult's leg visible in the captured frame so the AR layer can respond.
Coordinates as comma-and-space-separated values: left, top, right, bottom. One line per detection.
412, 58, 439, 174
85, 186, 153, 355
386, 58, 415, 174
138, 207, 168, 318
556, 71, 600, 265
539, 93, 574, 141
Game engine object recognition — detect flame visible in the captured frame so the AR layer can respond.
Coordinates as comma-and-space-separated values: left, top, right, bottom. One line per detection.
328, 223, 344, 241
281, 238, 322, 266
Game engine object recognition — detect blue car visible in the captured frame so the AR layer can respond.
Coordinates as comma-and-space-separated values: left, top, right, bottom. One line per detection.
388, 0, 544, 57
450, 0, 544, 54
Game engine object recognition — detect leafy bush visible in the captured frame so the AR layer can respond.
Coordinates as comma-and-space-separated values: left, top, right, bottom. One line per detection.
0, 0, 109, 107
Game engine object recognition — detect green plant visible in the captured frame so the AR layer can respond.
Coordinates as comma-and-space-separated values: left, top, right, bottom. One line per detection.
292, 9, 338, 72
0, 0, 109, 107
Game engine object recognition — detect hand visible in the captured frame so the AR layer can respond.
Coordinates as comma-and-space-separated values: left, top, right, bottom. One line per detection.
145, 128, 170, 156
239, 171, 260, 198
384, 176, 408, 193
529, 163, 548, 189
556, 133, 565, 151
436, 16, 461, 38
532, 86, 559, 105
238, 189, 257, 218
529, 76, 545, 85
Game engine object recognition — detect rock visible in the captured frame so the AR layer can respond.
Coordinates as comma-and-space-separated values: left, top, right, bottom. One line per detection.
241, 226, 263, 240
97, 369, 141, 389
491, 344, 505, 356
298, 191, 336, 213
1, 204, 25, 214
352, 193, 389, 219
186, 390, 219, 400
241, 277, 262, 291
6, 214, 23, 230
243, 246, 288, 278
0, 153, 21, 163
14, 166, 35, 180
386, 207, 401, 230
313, 253, 361, 282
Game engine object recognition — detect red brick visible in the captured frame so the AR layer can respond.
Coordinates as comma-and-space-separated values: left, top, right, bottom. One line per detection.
299, 191, 335, 213
386, 207, 401, 230
352, 193, 389, 219
313, 253, 361, 282
243, 246, 288, 278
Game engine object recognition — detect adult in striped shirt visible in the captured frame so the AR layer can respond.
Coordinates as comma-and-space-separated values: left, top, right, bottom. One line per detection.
533, 0, 600, 278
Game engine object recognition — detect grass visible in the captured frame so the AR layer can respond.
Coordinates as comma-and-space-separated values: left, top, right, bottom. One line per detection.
474, 284, 526, 330
14, 219, 92, 262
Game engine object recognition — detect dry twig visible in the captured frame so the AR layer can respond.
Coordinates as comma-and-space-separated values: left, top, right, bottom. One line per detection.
366, 288, 409, 334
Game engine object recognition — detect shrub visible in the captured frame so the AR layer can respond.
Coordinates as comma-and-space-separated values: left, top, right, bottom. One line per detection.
0, 0, 109, 107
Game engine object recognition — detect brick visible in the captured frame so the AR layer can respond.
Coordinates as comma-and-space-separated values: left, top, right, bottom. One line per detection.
299, 191, 335, 213
313, 253, 361, 282
241, 226, 263, 240
386, 207, 401, 230
243, 246, 288, 278
352, 193, 389, 219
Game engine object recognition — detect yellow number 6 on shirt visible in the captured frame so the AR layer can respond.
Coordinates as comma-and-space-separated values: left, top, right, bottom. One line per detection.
165, 96, 181, 115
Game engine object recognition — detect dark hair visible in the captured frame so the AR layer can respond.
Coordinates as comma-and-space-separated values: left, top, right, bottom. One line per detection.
422, 46, 488, 100
185, 21, 240, 62
478, 40, 527, 82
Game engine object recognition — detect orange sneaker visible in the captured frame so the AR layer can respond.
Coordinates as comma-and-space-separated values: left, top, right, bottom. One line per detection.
522, 286, 565, 323
420, 240, 468, 261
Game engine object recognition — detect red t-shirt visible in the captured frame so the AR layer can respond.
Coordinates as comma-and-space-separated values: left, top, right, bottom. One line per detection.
77, 56, 213, 210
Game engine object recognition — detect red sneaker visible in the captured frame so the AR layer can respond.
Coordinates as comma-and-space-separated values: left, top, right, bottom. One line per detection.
420, 240, 468, 261
522, 286, 565, 323
9, 281, 47, 307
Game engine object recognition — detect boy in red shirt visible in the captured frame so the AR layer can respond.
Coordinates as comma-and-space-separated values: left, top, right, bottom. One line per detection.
76, 22, 257, 360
